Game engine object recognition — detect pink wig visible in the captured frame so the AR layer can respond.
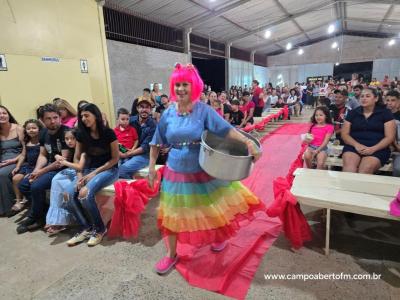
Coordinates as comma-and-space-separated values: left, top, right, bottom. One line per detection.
169, 63, 204, 102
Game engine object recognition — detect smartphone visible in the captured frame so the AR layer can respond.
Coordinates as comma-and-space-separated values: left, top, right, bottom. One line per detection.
119, 144, 128, 153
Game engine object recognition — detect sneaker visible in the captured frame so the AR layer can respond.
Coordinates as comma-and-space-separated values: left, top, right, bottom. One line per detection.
66, 229, 91, 247
87, 229, 106, 247
155, 256, 178, 275
211, 241, 228, 252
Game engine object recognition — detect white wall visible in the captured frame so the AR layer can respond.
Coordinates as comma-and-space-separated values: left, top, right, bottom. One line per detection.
107, 40, 189, 114
253, 65, 269, 86
372, 58, 400, 81
266, 63, 334, 86
228, 58, 253, 88
268, 36, 400, 66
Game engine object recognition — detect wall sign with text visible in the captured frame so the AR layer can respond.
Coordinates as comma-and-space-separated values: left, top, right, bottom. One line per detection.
0, 54, 7, 71
80, 59, 88, 73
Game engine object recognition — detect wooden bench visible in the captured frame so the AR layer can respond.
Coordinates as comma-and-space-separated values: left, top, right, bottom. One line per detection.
291, 168, 400, 255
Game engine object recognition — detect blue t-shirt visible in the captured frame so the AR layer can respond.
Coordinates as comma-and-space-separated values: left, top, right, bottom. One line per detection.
150, 102, 233, 173
345, 105, 393, 147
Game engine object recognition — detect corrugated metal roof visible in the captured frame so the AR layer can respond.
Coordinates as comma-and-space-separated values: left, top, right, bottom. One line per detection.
278, 0, 332, 15
347, 3, 391, 21
106, 0, 400, 55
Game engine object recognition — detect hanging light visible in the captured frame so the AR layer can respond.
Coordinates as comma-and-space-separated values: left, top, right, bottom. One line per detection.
286, 42, 292, 50
335, 62, 340, 66
327, 24, 335, 34
388, 39, 396, 46
264, 30, 271, 39
298, 48, 304, 55
331, 41, 338, 48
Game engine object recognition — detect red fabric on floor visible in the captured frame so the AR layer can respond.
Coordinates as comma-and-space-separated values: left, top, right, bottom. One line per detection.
175, 216, 281, 299
176, 123, 309, 299
267, 177, 312, 249
108, 166, 165, 239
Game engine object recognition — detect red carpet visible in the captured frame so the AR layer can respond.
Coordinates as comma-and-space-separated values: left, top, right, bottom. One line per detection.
176, 123, 309, 299
243, 123, 311, 203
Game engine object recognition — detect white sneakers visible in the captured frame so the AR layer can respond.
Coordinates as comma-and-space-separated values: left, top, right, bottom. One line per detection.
66, 229, 106, 247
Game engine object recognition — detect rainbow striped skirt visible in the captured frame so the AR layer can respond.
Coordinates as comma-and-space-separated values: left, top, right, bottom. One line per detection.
157, 166, 265, 246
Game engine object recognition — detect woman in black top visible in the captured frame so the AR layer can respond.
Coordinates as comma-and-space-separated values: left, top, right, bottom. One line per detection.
342, 88, 396, 174
67, 104, 119, 247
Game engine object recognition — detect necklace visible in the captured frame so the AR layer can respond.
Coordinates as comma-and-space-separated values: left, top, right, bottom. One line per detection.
176, 103, 192, 117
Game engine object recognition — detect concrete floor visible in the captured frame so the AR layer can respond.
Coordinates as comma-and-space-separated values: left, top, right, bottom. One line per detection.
1, 203, 400, 300
1, 110, 399, 299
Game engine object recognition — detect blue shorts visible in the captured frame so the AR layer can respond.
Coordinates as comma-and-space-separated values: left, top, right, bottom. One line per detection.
308, 144, 328, 153
343, 145, 390, 167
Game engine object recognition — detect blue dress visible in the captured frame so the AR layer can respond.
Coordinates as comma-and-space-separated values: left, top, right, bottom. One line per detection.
18, 144, 40, 175
343, 105, 394, 165
150, 102, 264, 245
151, 101, 232, 173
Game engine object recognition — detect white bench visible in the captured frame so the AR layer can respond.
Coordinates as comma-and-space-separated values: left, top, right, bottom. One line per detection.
323, 144, 393, 172
325, 156, 393, 172
291, 168, 400, 255
253, 112, 280, 124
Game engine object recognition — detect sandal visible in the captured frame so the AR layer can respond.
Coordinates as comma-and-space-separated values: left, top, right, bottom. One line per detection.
47, 226, 67, 237
11, 200, 25, 211
7, 200, 26, 217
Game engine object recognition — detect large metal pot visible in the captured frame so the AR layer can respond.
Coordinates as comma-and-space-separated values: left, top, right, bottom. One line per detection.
199, 130, 261, 181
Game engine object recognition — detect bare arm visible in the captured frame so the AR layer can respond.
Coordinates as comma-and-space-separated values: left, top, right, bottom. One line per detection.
240, 111, 248, 127
131, 140, 139, 150
148, 145, 161, 188
125, 146, 144, 157
38, 149, 69, 174
14, 140, 26, 171
244, 107, 254, 124
13, 126, 26, 164
341, 121, 363, 148
317, 132, 333, 152
371, 120, 396, 152
58, 153, 86, 171
32, 147, 49, 173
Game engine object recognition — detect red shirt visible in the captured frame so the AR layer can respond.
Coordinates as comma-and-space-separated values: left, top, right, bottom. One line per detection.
244, 101, 255, 114
114, 125, 138, 149
253, 87, 264, 107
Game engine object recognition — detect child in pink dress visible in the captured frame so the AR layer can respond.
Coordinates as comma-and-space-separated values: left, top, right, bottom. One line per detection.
304, 106, 334, 169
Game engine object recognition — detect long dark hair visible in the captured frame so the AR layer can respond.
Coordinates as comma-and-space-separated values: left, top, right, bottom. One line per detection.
77, 103, 105, 145
363, 87, 384, 106
0, 105, 18, 125
310, 106, 333, 132
0, 106, 19, 152
23, 119, 42, 144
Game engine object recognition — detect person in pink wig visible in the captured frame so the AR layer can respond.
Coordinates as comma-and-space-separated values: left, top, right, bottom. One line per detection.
148, 63, 264, 274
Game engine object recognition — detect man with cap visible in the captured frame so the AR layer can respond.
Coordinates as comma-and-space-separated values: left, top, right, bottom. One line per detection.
119, 96, 156, 178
